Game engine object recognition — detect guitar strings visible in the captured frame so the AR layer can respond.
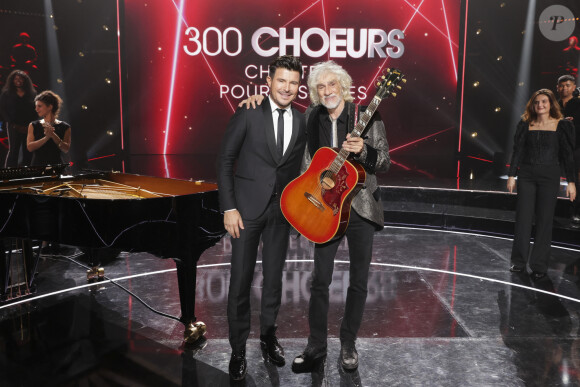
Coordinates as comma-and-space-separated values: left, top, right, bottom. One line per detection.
310, 108, 376, 204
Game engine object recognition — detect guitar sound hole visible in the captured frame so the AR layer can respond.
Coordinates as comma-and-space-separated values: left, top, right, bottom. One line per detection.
320, 171, 335, 190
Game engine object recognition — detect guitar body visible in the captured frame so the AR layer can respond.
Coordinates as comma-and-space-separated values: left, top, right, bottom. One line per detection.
280, 68, 405, 244
281, 147, 366, 244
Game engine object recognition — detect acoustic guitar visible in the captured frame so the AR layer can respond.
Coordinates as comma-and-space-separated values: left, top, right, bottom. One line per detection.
280, 68, 405, 244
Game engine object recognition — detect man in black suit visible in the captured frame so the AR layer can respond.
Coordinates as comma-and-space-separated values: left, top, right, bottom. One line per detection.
217, 55, 306, 381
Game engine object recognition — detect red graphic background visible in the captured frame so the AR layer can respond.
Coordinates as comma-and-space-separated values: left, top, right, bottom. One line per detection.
124, 0, 460, 176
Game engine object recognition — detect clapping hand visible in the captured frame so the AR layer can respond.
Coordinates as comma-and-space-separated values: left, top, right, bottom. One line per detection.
43, 123, 55, 138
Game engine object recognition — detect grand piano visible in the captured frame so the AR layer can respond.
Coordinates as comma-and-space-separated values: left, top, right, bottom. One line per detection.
0, 165, 226, 343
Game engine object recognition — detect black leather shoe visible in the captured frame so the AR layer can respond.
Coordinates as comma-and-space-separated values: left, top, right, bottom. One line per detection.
531, 271, 547, 281
292, 344, 327, 373
340, 341, 358, 370
229, 350, 247, 381
509, 264, 524, 273
260, 334, 285, 366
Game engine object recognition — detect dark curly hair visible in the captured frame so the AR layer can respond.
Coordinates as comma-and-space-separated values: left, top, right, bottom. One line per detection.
35, 90, 64, 118
2, 70, 36, 101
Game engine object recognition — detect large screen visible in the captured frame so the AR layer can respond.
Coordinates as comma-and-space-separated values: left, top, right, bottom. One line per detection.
123, 0, 461, 178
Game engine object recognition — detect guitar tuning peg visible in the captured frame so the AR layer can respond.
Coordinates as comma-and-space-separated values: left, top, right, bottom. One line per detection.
402, 78, 407, 83
381, 75, 386, 79
396, 85, 402, 90
376, 81, 381, 86
391, 92, 397, 97
386, 68, 391, 72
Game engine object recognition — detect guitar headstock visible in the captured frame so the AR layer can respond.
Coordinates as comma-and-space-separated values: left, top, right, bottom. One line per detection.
375, 68, 405, 99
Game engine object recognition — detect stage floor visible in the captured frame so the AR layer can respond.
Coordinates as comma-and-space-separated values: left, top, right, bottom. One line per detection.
2, 227, 580, 386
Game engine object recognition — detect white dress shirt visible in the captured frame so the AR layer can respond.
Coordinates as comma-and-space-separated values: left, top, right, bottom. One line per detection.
269, 95, 293, 155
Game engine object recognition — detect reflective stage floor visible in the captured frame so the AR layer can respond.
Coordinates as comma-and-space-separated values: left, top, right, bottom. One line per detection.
2, 227, 580, 386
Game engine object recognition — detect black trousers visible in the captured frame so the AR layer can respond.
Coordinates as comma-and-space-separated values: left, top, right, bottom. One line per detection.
4, 123, 32, 168
227, 197, 289, 352
511, 164, 561, 273
308, 211, 376, 348
572, 148, 580, 216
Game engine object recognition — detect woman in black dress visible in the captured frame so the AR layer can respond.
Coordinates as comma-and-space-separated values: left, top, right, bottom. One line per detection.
507, 89, 576, 280
26, 90, 71, 166
0, 70, 37, 167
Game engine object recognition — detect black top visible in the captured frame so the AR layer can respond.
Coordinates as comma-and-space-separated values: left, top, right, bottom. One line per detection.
559, 97, 580, 148
316, 103, 348, 148
508, 119, 576, 182
30, 120, 70, 166
0, 91, 36, 125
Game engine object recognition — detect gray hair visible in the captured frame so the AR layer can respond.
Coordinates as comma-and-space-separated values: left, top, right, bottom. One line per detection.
307, 60, 354, 105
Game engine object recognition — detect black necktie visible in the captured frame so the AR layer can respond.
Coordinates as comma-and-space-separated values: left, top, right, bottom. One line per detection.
276, 108, 285, 156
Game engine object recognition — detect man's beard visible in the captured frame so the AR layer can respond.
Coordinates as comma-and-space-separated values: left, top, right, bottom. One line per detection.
322, 94, 341, 109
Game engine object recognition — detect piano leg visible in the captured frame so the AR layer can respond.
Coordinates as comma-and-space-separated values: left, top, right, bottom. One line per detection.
22, 239, 39, 293
174, 252, 206, 345
0, 238, 40, 301
0, 239, 8, 301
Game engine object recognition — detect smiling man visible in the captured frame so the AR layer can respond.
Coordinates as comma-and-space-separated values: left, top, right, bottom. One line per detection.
291, 60, 391, 373
216, 55, 306, 381
556, 74, 580, 223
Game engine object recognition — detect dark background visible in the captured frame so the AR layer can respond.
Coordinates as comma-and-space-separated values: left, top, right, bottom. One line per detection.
1, 0, 578, 185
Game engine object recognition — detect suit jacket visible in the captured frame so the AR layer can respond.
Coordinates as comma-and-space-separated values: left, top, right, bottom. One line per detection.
302, 102, 390, 229
217, 98, 306, 220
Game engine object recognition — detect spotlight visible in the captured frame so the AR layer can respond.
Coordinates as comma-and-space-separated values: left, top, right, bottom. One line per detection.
497, 56, 503, 61
473, 81, 480, 87
104, 78, 111, 84
106, 130, 113, 136
102, 25, 109, 31
81, 105, 88, 110
500, 2, 506, 7
78, 51, 85, 57
518, 82, 525, 86
57, 78, 63, 83
495, 107, 501, 112
471, 132, 478, 137
476, 28, 482, 35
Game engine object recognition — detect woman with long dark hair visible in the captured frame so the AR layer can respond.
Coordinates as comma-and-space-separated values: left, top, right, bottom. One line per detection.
507, 89, 576, 280
0, 70, 37, 167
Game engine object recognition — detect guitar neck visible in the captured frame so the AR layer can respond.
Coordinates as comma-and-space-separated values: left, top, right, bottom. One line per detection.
329, 96, 382, 174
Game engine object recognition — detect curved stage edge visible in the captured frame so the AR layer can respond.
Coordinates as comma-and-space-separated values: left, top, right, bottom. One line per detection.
381, 184, 580, 249
1, 184, 580, 386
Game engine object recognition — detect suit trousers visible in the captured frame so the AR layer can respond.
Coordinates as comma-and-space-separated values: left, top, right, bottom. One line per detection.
511, 164, 561, 273
227, 196, 289, 352
307, 211, 376, 348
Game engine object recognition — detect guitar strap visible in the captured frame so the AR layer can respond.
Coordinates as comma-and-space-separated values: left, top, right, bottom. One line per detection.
347, 103, 359, 134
